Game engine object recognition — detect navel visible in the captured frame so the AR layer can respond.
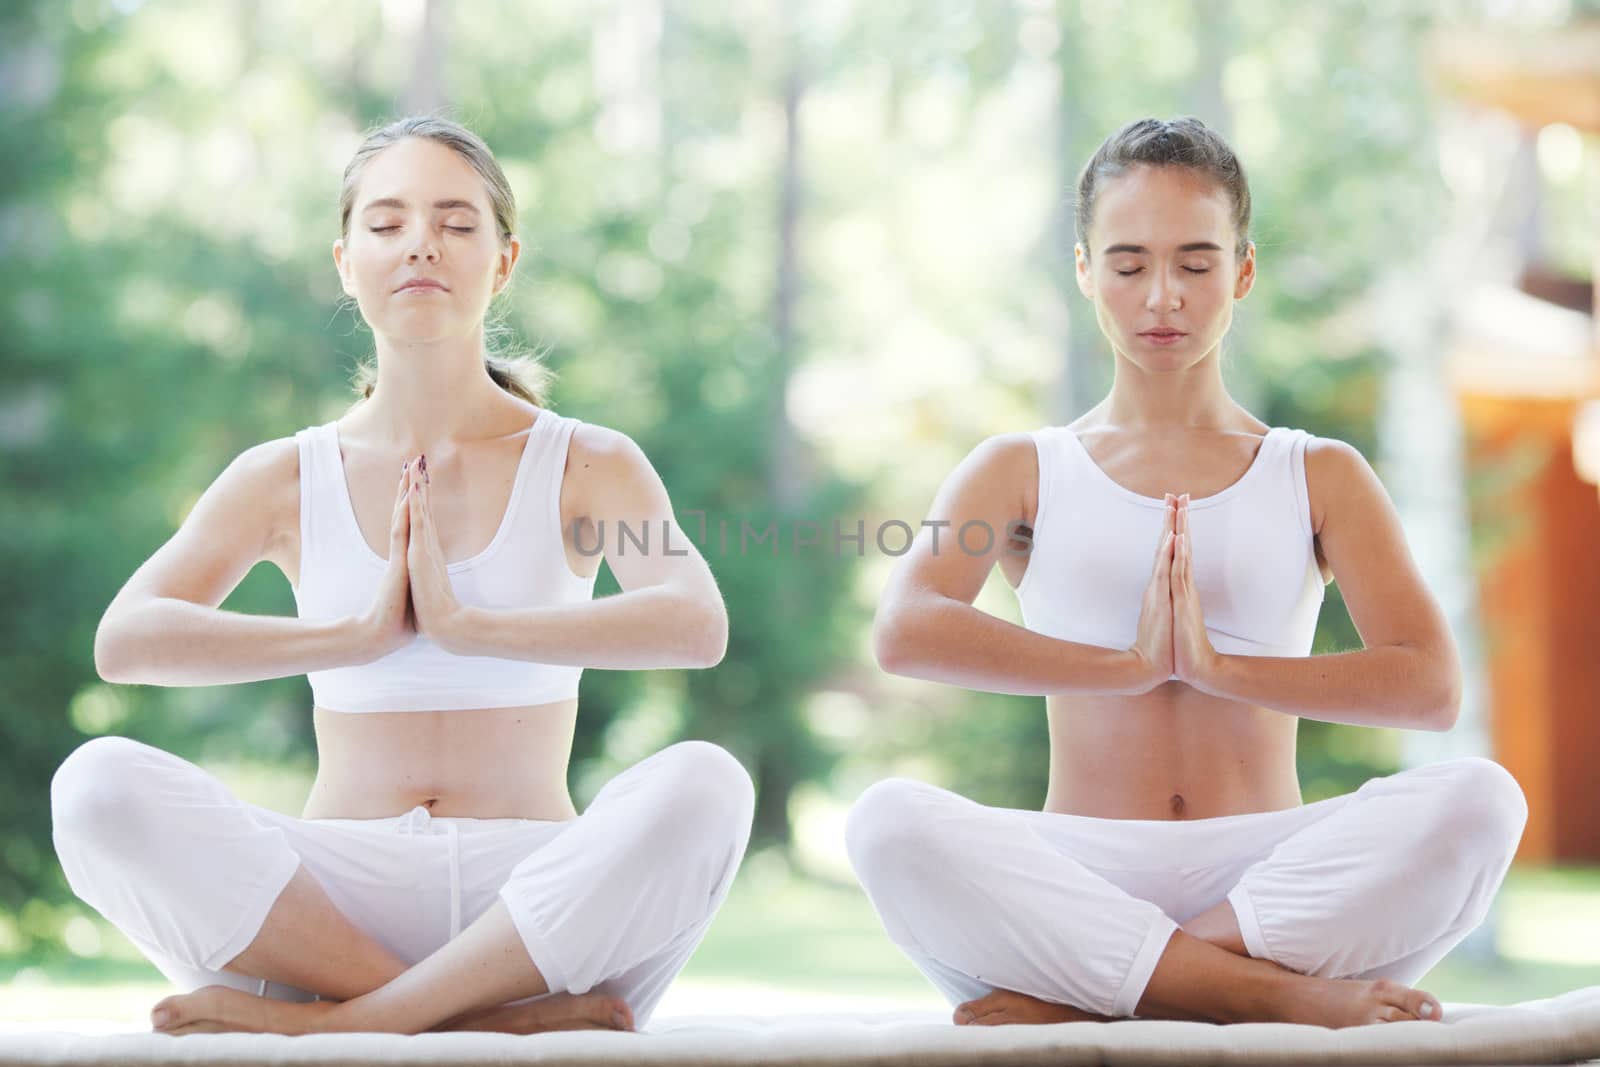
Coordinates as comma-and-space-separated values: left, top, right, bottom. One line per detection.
1169, 793, 1186, 817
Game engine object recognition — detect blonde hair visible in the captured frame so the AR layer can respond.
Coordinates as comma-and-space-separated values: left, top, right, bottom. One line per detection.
339, 112, 553, 407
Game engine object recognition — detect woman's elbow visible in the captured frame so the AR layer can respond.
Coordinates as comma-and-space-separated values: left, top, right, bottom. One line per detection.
872, 604, 916, 676
685, 597, 728, 668
1420, 655, 1465, 729
93, 616, 130, 683
703, 601, 730, 667
1424, 666, 1463, 732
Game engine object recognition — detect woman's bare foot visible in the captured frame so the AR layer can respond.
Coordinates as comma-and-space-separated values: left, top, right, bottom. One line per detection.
954, 989, 1111, 1026
153, 985, 635, 1037
1271, 974, 1443, 1028
1140, 929, 1446, 1028
953, 972, 1444, 1030
435, 992, 634, 1034
152, 986, 338, 1035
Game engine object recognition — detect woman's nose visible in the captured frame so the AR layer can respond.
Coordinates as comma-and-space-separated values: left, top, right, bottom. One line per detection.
1145, 277, 1181, 311
405, 237, 439, 262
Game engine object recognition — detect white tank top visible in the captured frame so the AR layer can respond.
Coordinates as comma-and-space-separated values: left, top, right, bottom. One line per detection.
291, 410, 597, 713
1015, 426, 1324, 680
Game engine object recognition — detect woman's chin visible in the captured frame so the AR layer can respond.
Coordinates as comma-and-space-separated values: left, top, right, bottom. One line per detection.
1117, 336, 1214, 369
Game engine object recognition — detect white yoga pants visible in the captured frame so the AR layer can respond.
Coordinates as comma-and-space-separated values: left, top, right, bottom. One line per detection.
845, 757, 1527, 1019
50, 736, 754, 1030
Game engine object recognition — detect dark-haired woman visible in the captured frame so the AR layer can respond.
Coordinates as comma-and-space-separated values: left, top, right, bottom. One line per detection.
851, 117, 1525, 1029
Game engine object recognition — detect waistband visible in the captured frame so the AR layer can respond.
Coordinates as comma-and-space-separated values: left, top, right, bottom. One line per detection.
1015, 791, 1351, 872
306, 804, 553, 833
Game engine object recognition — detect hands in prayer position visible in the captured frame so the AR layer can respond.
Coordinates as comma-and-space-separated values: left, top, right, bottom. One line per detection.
1131, 493, 1218, 692
361, 456, 469, 659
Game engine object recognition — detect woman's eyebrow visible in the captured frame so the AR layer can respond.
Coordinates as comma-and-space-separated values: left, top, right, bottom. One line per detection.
1102, 241, 1223, 255
361, 198, 481, 213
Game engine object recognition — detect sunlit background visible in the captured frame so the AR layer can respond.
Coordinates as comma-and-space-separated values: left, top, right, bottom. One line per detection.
2, 0, 1599, 1029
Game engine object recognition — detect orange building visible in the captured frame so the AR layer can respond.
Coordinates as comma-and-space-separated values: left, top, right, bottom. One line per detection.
1429, 22, 1600, 862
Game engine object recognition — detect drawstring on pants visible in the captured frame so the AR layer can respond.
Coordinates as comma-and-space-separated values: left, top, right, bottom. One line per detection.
445, 818, 461, 939
402, 804, 462, 938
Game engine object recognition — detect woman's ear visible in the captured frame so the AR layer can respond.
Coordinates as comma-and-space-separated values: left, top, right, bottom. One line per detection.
1233, 241, 1256, 300
332, 239, 354, 298
1074, 243, 1095, 300
492, 235, 522, 296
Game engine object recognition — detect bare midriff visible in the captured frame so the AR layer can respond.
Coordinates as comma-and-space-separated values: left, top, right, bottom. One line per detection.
1042, 683, 1303, 821
300, 699, 581, 822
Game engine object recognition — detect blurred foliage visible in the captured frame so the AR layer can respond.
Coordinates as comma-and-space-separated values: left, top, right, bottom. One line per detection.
0, 0, 1542, 964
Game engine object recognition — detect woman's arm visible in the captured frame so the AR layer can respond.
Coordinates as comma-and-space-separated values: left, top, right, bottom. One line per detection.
873, 433, 1152, 697
443, 425, 728, 670
95, 440, 381, 686
1188, 437, 1462, 730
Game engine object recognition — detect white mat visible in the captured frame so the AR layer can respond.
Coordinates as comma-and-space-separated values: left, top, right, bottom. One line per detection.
3, 987, 1598, 1065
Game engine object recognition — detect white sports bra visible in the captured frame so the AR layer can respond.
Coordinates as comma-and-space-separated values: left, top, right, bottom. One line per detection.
1015, 426, 1324, 679
291, 410, 597, 712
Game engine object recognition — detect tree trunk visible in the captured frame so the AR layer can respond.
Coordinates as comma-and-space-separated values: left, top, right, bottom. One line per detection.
752, 17, 807, 850
1052, 0, 1100, 423
403, 0, 445, 114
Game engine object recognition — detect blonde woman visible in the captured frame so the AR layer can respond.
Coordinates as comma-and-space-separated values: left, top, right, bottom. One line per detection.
54, 115, 750, 1036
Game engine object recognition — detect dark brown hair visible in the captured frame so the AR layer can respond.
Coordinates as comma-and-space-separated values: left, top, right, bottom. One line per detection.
1074, 116, 1252, 261
339, 113, 553, 407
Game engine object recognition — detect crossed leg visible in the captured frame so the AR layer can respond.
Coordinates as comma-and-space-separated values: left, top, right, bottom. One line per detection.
151, 865, 631, 1036
849, 760, 1525, 1030
50, 736, 752, 1037
953, 899, 1441, 1028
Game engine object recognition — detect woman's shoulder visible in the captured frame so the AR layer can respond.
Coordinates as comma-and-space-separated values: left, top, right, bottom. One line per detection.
559, 419, 660, 501
208, 434, 302, 554
223, 434, 301, 500
937, 433, 1041, 516
1300, 433, 1381, 536
1299, 432, 1371, 480
956, 432, 1042, 486
565, 417, 643, 465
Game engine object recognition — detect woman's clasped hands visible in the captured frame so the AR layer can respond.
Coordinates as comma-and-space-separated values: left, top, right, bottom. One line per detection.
362, 455, 469, 658
1130, 492, 1219, 692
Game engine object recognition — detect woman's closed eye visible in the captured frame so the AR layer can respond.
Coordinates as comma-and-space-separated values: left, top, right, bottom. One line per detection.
367, 225, 477, 234
1113, 267, 1211, 276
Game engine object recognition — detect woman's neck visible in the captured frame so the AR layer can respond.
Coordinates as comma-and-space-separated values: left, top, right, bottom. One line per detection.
1100, 352, 1241, 432
353, 333, 513, 453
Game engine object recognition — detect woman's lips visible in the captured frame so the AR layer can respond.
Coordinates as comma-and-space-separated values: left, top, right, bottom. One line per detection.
1140, 330, 1186, 346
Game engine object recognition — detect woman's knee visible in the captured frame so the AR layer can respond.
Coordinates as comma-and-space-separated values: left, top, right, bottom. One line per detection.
640, 740, 755, 846
844, 778, 947, 884
1432, 757, 1528, 860
50, 736, 164, 845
